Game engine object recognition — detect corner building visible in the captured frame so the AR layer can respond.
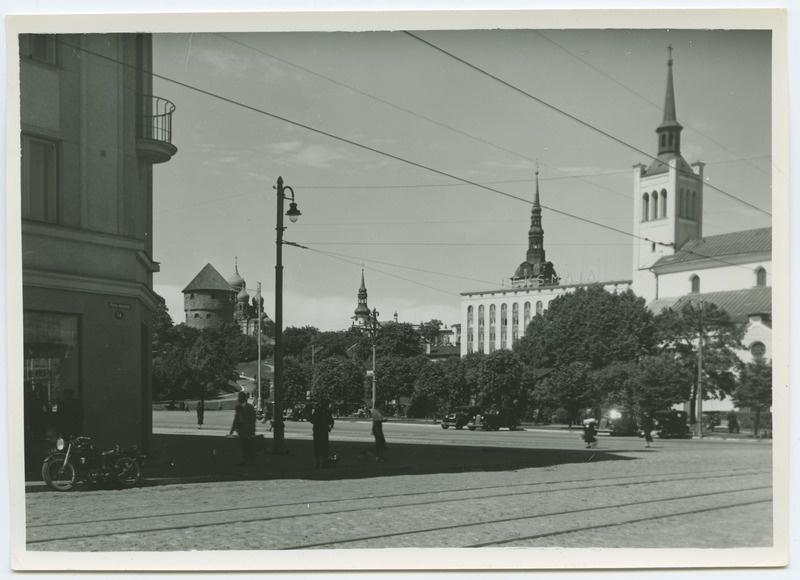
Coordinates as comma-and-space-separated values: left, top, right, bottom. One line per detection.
21, 34, 177, 453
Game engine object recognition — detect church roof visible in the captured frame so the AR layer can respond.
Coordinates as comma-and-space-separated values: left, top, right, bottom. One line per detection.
183, 263, 236, 293
648, 286, 771, 324
652, 227, 772, 269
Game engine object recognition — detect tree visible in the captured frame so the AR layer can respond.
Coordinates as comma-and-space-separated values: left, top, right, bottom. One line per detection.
533, 361, 594, 425
513, 285, 656, 370
313, 329, 362, 361
282, 326, 320, 359
282, 355, 310, 405
186, 331, 236, 400
623, 354, 692, 419
417, 319, 444, 345
375, 355, 420, 407
733, 357, 772, 437
412, 361, 449, 417
477, 350, 524, 409
311, 357, 365, 406
375, 322, 423, 359
655, 302, 744, 423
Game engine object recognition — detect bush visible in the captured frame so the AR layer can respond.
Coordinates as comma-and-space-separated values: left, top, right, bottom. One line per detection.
550, 408, 570, 425
736, 410, 772, 433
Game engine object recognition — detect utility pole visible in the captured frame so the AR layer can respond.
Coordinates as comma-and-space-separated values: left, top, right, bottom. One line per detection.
256, 281, 261, 412
697, 302, 704, 439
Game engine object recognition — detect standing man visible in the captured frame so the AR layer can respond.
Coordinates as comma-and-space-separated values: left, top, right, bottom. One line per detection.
371, 401, 388, 462
195, 399, 204, 430
229, 391, 257, 466
309, 399, 335, 469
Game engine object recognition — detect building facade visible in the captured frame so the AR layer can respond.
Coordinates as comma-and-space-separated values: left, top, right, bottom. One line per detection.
21, 33, 177, 454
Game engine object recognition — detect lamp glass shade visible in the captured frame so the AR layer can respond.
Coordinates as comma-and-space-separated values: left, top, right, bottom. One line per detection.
286, 202, 301, 223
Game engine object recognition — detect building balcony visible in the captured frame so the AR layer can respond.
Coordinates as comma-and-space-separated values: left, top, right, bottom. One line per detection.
136, 95, 177, 164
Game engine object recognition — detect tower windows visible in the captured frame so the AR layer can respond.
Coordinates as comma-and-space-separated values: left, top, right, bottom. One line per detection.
661, 189, 667, 217
536, 301, 543, 315
755, 267, 767, 287
690, 275, 700, 294
660, 134, 666, 148
642, 193, 649, 222
691, 191, 697, 220
651, 191, 658, 220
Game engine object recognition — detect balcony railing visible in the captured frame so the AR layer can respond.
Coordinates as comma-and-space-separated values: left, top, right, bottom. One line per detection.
137, 95, 177, 163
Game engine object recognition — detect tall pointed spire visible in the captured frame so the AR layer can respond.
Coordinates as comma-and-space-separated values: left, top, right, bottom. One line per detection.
656, 44, 683, 156
353, 269, 370, 320
526, 169, 545, 265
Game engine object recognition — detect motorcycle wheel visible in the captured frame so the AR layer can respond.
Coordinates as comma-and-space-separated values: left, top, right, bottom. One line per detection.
114, 456, 142, 488
42, 457, 77, 491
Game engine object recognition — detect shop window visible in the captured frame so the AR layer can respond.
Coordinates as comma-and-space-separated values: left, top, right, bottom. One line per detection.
24, 311, 80, 440
21, 134, 58, 223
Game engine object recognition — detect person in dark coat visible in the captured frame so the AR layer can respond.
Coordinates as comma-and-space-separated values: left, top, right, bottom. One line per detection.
228, 391, 257, 466
57, 389, 83, 440
582, 420, 598, 449
371, 402, 388, 462
309, 400, 335, 468
196, 400, 205, 429
641, 414, 655, 448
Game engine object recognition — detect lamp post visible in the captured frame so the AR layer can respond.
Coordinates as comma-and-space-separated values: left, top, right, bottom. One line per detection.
364, 308, 381, 407
272, 176, 301, 454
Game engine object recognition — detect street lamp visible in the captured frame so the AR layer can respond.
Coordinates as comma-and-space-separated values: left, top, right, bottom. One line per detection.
272, 176, 301, 454
361, 308, 382, 408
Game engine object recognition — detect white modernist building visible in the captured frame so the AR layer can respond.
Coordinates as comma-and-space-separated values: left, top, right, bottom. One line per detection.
459, 48, 771, 414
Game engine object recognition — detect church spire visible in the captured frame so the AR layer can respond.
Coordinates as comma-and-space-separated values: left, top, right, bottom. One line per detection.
353, 269, 370, 321
526, 169, 545, 265
657, 44, 683, 156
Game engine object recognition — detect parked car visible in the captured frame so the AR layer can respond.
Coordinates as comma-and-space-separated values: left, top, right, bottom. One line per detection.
441, 406, 483, 430
639, 410, 693, 439
283, 403, 312, 421
468, 407, 520, 431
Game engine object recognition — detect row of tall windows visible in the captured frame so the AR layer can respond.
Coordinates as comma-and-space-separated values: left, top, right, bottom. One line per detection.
641, 189, 668, 221
466, 300, 545, 353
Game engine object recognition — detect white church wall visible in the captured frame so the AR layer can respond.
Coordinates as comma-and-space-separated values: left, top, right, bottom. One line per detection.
657, 261, 771, 298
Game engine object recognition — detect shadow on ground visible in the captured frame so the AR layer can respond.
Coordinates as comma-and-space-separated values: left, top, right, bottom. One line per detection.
137, 433, 635, 485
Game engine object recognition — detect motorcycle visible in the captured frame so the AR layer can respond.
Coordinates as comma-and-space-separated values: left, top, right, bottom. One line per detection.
41, 435, 146, 491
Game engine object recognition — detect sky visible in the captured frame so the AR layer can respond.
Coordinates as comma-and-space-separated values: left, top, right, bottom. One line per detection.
150, 28, 772, 331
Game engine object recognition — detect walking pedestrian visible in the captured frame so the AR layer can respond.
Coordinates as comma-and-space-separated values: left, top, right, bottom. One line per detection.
228, 391, 257, 466
309, 399, 335, 469
371, 401, 388, 462
582, 419, 598, 449
641, 414, 654, 448
195, 400, 204, 429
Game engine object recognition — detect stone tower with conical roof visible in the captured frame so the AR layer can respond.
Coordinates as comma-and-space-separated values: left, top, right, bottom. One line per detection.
511, 170, 560, 288
183, 263, 236, 329
632, 45, 705, 303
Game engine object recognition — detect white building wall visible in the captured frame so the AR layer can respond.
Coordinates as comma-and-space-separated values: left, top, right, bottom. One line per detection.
657, 260, 771, 298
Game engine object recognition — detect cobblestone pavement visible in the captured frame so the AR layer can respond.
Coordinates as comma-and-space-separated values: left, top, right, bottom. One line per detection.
24, 437, 773, 555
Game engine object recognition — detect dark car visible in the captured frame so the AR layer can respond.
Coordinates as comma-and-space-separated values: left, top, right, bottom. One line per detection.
284, 403, 312, 421
441, 406, 483, 430
469, 407, 521, 431
639, 410, 693, 439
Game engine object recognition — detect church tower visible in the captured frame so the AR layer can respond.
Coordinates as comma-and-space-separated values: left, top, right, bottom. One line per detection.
511, 170, 559, 287
352, 270, 371, 328
632, 46, 705, 302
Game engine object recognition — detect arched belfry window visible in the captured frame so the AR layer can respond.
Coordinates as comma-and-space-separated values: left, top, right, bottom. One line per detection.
755, 267, 767, 287
661, 189, 668, 218
691, 191, 698, 220
651, 192, 658, 220
642, 193, 649, 222
690, 275, 700, 294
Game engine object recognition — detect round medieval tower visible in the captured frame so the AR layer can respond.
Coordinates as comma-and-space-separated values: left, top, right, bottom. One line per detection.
183, 263, 236, 329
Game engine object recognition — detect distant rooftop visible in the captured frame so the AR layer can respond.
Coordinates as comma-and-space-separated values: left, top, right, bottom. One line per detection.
653, 227, 771, 269
648, 286, 771, 324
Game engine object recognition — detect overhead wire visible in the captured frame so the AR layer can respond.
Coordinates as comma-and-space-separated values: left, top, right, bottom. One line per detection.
55, 38, 659, 247
402, 31, 771, 218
